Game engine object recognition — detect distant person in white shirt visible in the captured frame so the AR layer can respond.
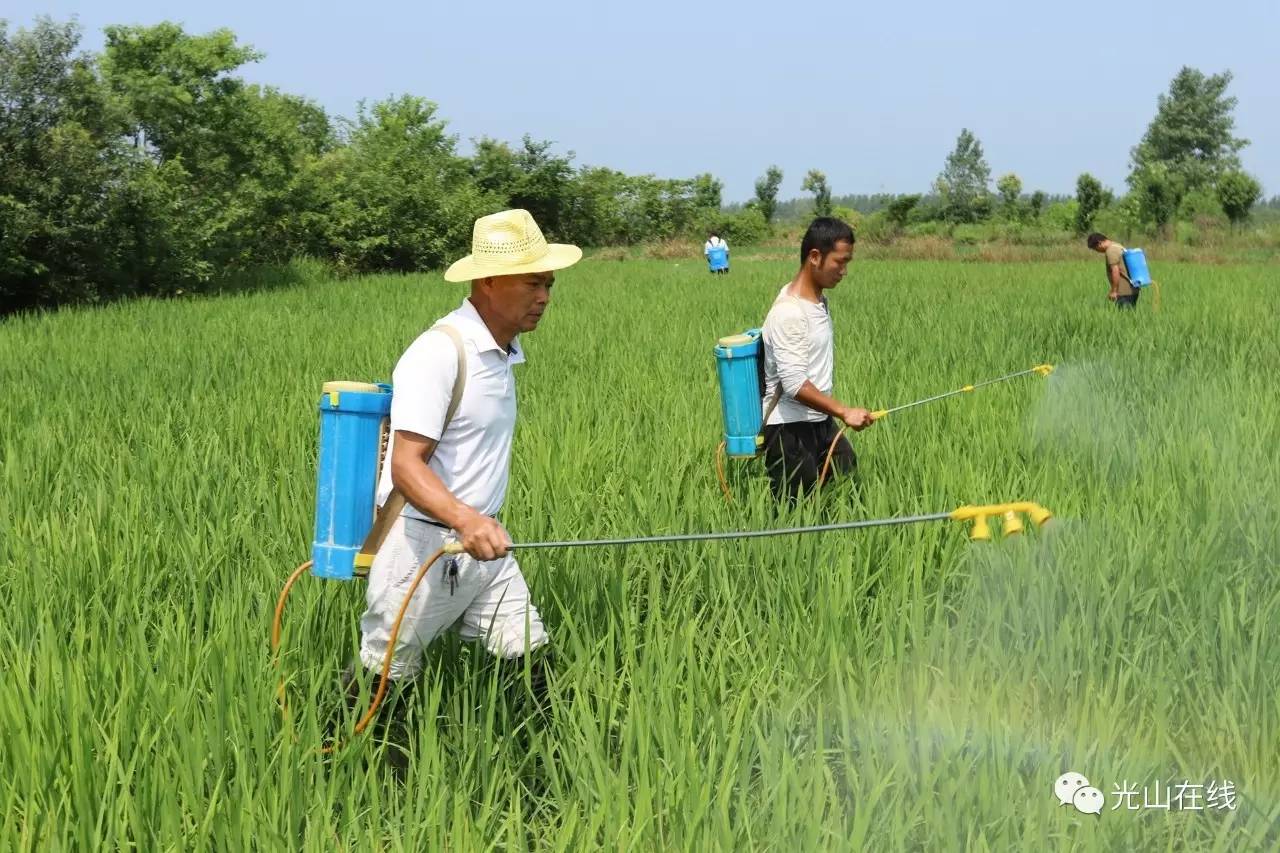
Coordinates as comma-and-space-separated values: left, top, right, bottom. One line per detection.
704, 231, 730, 274
343, 209, 581, 770
760, 217, 875, 503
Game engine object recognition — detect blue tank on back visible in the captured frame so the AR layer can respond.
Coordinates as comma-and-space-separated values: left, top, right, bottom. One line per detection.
312, 381, 392, 580
713, 329, 764, 457
1122, 248, 1152, 288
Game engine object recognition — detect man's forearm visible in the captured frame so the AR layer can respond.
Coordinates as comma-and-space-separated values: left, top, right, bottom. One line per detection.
792, 380, 847, 419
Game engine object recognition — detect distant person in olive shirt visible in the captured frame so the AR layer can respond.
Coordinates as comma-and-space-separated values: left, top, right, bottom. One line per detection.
1086, 232, 1138, 309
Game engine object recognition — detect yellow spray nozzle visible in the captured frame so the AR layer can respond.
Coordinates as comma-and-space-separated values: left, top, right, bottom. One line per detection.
1032, 364, 1054, 378
960, 385, 975, 393
1002, 510, 1024, 536
951, 502, 1053, 536
870, 409, 889, 421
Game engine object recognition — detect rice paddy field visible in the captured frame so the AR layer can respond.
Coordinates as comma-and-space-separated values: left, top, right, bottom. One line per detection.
1, 256, 1278, 850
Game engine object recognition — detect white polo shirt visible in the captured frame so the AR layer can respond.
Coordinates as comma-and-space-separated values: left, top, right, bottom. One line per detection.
376, 297, 524, 520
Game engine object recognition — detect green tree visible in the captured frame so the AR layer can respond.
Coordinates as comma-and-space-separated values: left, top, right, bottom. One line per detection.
692, 172, 723, 213
230, 85, 334, 261
830, 205, 861, 231
996, 173, 1022, 220
621, 175, 693, 241
753, 165, 783, 223
1216, 171, 1262, 228
321, 95, 494, 272
802, 169, 832, 217
562, 165, 627, 245
101, 23, 261, 179
1074, 173, 1105, 235
0, 17, 174, 312
470, 137, 520, 197
934, 128, 991, 223
566, 171, 712, 245
1028, 190, 1047, 221
507, 136, 575, 240
102, 22, 331, 267
885, 194, 921, 229
696, 207, 768, 246
1132, 163, 1182, 236
1130, 66, 1248, 195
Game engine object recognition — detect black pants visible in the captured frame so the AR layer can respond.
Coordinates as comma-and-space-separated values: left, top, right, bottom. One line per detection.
762, 417, 856, 503
1116, 290, 1140, 309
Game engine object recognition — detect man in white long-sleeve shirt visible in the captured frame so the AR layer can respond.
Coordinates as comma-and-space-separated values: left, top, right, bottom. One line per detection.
760, 217, 875, 502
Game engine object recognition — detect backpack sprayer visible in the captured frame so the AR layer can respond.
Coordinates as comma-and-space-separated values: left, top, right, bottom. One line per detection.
707, 244, 729, 273
274, 368, 1056, 745
712, 329, 1054, 500
1122, 247, 1159, 311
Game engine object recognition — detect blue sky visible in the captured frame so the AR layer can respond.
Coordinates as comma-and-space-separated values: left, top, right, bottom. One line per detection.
7, 0, 1277, 203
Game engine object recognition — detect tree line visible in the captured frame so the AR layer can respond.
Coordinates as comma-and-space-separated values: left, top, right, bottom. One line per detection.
752, 68, 1263, 241
1, 18, 764, 313
1, 17, 1267, 314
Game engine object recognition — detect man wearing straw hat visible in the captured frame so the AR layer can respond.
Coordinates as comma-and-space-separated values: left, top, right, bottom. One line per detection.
342, 209, 580, 757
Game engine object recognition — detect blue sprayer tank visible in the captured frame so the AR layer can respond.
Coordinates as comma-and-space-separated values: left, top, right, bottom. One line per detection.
707, 245, 729, 272
1122, 248, 1152, 288
311, 381, 392, 580
714, 329, 764, 457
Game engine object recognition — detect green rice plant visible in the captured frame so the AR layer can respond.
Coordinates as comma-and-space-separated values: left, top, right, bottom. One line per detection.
0, 258, 1277, 849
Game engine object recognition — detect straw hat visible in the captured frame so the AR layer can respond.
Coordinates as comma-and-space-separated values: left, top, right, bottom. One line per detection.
443, 209, 582, 282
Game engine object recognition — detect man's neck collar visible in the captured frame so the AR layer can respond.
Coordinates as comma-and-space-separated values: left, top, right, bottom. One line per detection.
463, 295, 517, 348
461, 297, 518, 353
787, 272, 823, 304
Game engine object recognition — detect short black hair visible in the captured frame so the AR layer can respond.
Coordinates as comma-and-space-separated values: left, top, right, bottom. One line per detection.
1086, 232, 1107, 250
800, 217, 856, 266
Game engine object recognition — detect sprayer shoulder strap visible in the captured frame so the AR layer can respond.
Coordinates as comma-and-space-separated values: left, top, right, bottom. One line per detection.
759, 292, 806, 428
430, 324, 468, 428
357, 324, 468, 566
761, 386, 783, 426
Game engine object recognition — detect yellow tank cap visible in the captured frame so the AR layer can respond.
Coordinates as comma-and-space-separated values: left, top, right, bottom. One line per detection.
321, 381, 383, 393
717, 334, 754, 346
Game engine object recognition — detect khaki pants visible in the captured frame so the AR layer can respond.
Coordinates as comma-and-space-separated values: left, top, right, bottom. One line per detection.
358, 516, 548, 680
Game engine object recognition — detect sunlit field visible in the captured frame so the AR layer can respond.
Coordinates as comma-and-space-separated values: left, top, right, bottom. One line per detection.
2, 257, 1277, 849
